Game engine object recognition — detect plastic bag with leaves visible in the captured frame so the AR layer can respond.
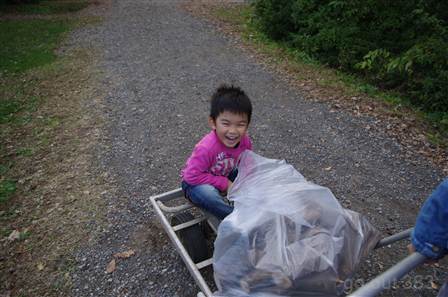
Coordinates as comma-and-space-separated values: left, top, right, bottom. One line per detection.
213, 151, 381, 297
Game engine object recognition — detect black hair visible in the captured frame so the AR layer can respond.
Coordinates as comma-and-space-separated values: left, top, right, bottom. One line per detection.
210, 84, 252, 123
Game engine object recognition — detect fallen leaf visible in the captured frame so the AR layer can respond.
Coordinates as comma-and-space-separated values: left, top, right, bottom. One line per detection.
114, 249, 135, 259
431, 281, 439, 290
37, 263, 45, 271
8, 230, 20, 241
106, 259, 116, 273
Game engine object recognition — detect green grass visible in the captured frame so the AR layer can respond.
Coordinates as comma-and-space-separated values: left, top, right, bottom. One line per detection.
17, 147, 34, 156
19, 229, 31, 240
0, 163, 11, 175
0, 179, 16, 204
0, 3, 87, 210
0, 0, 89, 15
0, 79, 40, 124
213, 5, 448, 145
45, 116, 60, 128
0, 19, 72, 74
0, 99, 22, 123
0, 227, 12, 237
0, 17, 70, 139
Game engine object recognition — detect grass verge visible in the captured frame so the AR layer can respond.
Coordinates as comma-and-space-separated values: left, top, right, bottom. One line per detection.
0, 1, 111, 296
0, 19, 72, 73
0, 49, 110, 296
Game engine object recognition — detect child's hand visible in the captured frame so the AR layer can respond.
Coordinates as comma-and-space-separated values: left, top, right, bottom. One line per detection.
407, 244, 438, 265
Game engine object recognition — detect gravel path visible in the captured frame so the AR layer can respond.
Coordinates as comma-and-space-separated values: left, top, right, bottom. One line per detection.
69, 1, 446, 296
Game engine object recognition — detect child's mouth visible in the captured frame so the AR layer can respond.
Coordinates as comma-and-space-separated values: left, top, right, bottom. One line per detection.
225, 135, 238, 142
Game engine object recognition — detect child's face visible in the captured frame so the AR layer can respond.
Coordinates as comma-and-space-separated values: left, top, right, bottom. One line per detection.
209, 111, 249, 148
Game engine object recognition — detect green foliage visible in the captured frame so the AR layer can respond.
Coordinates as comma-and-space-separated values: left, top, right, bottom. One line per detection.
0, 19, 71, 73
252, 0, 448, 113
252, 0, 296, 40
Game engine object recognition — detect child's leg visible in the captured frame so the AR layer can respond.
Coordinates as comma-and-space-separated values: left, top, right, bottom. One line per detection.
182, 183, 233, 220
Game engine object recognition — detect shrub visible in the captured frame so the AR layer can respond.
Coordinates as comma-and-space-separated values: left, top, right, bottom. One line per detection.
252, 0, 448, 113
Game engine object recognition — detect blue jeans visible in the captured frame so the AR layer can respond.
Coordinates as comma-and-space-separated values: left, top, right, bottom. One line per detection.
182, 170, 237, 220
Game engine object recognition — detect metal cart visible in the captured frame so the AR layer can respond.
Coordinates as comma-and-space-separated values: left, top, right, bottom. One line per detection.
150, 188, 429, 297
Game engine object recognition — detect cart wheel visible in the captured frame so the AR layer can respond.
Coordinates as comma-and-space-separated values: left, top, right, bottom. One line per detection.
171, 212, 209, 263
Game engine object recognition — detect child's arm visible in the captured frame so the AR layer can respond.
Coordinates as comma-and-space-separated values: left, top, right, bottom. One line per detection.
183, 146, 229, 192
411, 178, 448, 259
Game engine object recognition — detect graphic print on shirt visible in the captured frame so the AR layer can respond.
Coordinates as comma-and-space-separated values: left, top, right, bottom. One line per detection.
210, 152, 235, 176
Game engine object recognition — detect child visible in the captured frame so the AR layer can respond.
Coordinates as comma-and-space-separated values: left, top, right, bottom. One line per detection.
181, 84, 253, 220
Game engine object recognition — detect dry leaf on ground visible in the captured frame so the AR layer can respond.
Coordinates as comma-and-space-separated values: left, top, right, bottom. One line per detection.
106, 259, 116, 273
114, 249, 135, 259
431, 281, 439, 290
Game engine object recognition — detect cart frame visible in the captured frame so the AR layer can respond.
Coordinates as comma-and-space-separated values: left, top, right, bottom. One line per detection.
150, 188, 429, 297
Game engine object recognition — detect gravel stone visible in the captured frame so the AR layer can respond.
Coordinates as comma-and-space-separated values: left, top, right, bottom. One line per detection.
68, 1, 446, 296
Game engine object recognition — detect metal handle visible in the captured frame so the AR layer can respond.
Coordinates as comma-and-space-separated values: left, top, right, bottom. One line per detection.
347, 252, 427, 297
375, 228, 413, 249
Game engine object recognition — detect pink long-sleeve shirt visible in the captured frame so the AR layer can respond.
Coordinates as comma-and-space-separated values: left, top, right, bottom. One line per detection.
181, 130, 252, 191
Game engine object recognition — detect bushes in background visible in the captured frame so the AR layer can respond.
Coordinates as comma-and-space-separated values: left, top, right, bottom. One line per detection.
253, 0, 448, 112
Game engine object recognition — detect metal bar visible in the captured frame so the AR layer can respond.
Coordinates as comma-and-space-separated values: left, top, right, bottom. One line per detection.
206, 219, 218, 234
347, 252, 427, 297
150, 195, 213, 297
173, 217, 206, 232
196, 258, 213, 270
375, 228, 413, 249
157, 200, 194, 213
203, 210, 221, 233
150, 188, 183, 202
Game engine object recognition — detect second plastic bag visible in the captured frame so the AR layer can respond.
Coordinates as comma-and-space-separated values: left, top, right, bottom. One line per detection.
213, 151, 381, 297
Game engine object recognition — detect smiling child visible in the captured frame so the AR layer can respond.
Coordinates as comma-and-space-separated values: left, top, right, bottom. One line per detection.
181, 84, 253, 219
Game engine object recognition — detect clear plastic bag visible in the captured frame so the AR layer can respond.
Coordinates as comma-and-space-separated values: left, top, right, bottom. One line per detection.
213, 151, 381, 297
